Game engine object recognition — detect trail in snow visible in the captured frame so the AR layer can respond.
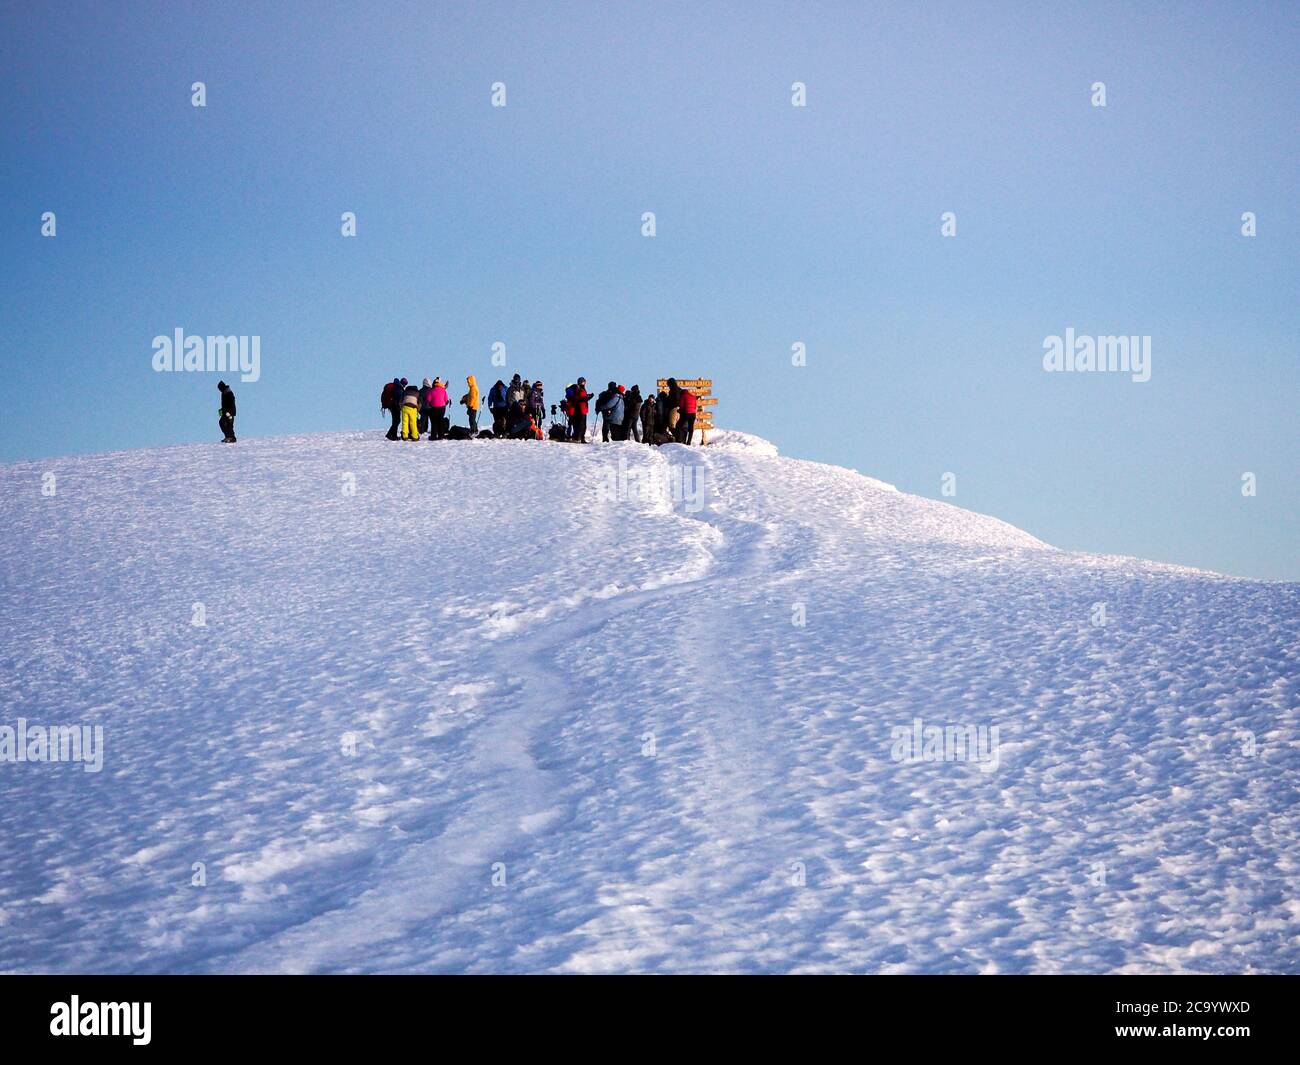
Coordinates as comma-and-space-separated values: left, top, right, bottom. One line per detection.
0, 429, 1295, 973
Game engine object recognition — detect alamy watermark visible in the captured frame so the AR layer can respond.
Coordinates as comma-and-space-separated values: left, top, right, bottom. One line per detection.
151, 328, 261, 382
1042, 328, 1151, 382
596, 455, 705, 513
0, 718, 104, 772
50, 996, 150, 1045
890, 716, 1000, 773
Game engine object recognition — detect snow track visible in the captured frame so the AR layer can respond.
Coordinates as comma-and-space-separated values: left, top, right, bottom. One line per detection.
0, 430, 1295, 973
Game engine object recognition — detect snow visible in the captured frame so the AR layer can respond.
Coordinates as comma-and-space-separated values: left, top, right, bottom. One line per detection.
0, 428, 1295, 973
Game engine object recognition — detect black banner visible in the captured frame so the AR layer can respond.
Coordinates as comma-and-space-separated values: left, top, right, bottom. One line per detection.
0, 974, 1288, 1053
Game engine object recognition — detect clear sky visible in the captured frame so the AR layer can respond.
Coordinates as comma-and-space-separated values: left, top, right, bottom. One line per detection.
1, 1, 1296, 579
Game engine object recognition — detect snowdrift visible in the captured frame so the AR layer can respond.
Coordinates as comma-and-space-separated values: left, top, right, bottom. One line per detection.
0, 429, 1295, 973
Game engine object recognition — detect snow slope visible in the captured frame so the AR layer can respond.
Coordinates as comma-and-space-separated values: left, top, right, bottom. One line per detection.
0, 429, 1295, 974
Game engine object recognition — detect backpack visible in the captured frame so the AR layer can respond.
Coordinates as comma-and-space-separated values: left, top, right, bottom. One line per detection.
477, 429, 496, 439
381, 382, 396, 410
548, 424, 567, 442
447, 425, 471, 440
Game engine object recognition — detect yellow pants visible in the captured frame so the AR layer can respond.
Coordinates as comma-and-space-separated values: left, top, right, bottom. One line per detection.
401, 406, 419, 439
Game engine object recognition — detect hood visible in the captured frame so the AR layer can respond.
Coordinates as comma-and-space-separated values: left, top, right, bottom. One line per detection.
422, 378, 433, 388
467, 375, 476, 386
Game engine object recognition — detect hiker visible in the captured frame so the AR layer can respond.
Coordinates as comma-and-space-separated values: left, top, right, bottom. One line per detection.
461, 374, 480, 433
488, 379, 509, 436
401, 380, 421, 440
596, 381, 624, 442
664, 378, 682, 438
570, 378, 593, 442
427, 377, 449, 440
654, 387, 670, 436
677, 386, 698, 444
529, 381, 545, 428
418, 378, 434, 437
507, 373, 526, 408
639, 387, 656, 443
593, 382, 611, 437
382, 377, 402, 440
217, 380, 237, 442
562, 383, 576, 439
623, 385, 643, 443
613, 385, 629, 439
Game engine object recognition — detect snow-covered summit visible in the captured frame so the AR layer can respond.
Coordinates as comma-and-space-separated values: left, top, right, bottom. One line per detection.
0, 428, 1295, 973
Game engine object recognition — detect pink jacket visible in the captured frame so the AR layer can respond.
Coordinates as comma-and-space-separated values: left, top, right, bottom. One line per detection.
427, 385, 448, 407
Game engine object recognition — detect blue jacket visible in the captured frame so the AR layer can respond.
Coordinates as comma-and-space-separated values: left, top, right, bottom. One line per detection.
597, 391, 624, 424
488, 383, 508, 409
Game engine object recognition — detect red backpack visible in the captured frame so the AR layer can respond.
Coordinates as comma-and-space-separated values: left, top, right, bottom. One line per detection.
381, 382, 397, 410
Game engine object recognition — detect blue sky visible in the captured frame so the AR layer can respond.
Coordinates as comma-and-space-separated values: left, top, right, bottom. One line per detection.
1, 0, 1296, 578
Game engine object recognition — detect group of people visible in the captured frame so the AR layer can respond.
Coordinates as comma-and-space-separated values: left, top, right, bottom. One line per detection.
585, 378, 699, 444
380, 375, 504, 441
379, 373, 703, 445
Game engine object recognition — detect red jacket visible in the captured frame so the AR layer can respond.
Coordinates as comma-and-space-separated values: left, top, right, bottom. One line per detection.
680, 389, 698, 414
572, 389, 593, 415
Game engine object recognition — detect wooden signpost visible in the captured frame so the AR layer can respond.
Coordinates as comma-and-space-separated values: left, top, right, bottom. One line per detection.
656, 378, 714, 444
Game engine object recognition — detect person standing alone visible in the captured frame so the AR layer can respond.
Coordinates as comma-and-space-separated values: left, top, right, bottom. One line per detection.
217, 380, 237, 443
